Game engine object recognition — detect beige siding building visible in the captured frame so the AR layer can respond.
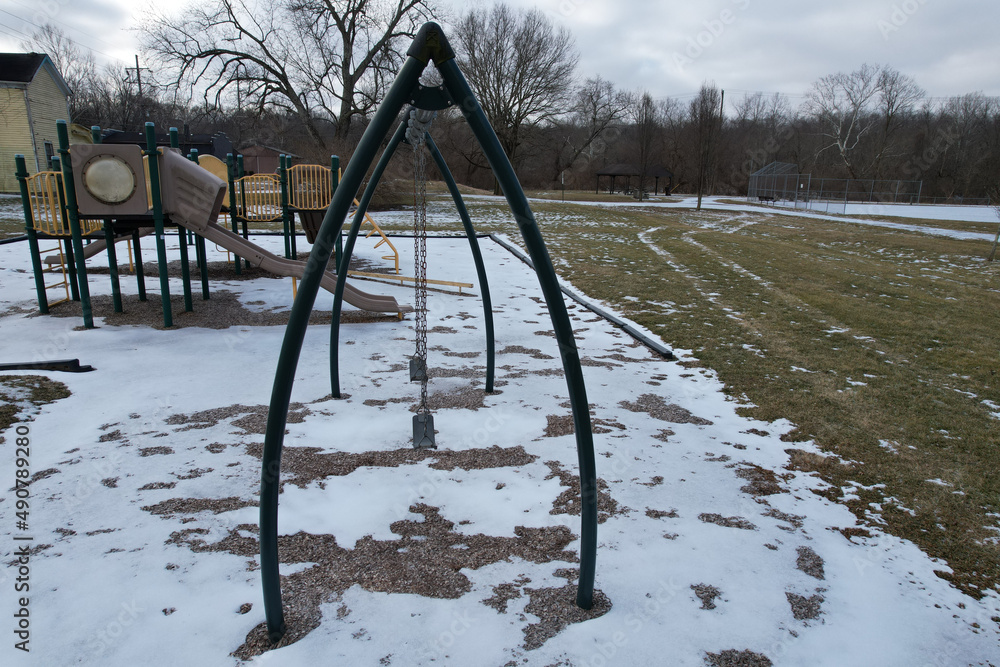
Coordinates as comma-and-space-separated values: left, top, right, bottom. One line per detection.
0, 53, 72, 193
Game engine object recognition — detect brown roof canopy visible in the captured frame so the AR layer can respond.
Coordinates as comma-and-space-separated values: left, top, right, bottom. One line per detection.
596, 163, 639, 176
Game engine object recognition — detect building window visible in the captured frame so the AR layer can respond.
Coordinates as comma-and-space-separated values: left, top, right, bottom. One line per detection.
43, 141, 55, 168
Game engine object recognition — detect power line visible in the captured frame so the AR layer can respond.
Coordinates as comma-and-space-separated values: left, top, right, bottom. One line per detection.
0, 22, 29, 42
0, 8, 125, 64
0, 17, 32, 41
7, 0, 126, 60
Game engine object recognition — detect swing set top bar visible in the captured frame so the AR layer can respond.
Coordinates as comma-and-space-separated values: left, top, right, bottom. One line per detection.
258, 22, 598, 645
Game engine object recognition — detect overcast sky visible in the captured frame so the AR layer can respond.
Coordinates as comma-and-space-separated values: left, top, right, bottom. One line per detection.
2, 0, 998, 106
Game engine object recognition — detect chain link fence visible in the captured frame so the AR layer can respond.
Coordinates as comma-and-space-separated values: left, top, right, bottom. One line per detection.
746, 162, 990, 210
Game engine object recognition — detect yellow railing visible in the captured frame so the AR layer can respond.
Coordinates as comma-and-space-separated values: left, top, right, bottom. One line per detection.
347, 270, 472, 294
288, 164, 332, 210
234, 174, 283, 222
26, 171, 101, 236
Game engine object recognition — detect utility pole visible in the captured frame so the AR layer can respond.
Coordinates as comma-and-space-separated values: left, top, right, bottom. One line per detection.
135, 55, 143, 99
710, 89, 724, 197
126, 55, 152, 131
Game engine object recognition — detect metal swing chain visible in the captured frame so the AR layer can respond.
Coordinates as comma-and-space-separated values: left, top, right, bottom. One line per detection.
414, 137, 429, 415
409, 110, 432, 417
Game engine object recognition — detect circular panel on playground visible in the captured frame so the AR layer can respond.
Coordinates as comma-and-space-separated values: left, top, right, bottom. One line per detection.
81, 155, 137, 205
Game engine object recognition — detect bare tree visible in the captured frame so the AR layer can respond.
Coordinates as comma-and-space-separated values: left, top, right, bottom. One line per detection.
554, 77, 630, 177
290, 0, 434, 135
870, 67, 924, 179
21, 23, 98, 117
691, 82, 722, 210
628, 91, 659, 201
729, 91, 792, 189
453, 2, 578, 189
937, 92, 996, 197
804, 63, 924, 180
803, 63, 881, 179
140, 0, 433, 151
657, 97, 689, 191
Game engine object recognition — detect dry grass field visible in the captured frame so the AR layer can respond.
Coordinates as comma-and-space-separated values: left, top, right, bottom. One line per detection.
386, 194, 1000, 602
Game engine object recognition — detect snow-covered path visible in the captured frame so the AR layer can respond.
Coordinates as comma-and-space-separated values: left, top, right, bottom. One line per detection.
508, 194, 997, 243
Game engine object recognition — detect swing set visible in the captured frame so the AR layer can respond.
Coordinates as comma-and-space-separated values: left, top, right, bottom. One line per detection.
259, 22, 599, 644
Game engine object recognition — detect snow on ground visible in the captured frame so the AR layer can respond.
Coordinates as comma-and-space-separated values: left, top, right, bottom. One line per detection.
1, 231, 998, 666
511, 194, 996, 242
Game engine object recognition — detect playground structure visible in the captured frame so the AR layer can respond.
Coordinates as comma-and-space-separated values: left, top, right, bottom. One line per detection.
258, 22, 598, 646
14, 22, 601, 651
15, 124, 426, 328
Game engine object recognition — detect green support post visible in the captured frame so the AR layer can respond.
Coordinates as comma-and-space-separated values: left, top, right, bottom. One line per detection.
104, 217, 123, 313
184, 148, 211, 299
51, 155, 80, 302
288, 157, 297, 258
94, 122, 121, 312
64, 238, 80, 301
195, 230, 210, 300
56, 120, 94, 328
278, 154, 292, 259
438, 54, 597, 610
132, 229, 147, 301
186, 144, 198, 243
237, 155, 250, 267
425, 133, 495, 392
169, 127, 179, 149
225, 153, 243, 275
331, 155, 342, 269
15, 154, 49, 313
143, 122, 173, 328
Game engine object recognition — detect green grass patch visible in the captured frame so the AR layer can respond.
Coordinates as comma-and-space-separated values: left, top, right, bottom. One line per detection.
0, 375, 72, 440
0, 196, 25, 239
392, 196, 1000, 601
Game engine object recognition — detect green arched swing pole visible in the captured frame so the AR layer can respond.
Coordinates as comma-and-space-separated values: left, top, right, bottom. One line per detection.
259, 22, 597, 643
328, 113, 496, 398
435, 51, 598, 611
329, 120, 408, 399
424, 131, 496, 392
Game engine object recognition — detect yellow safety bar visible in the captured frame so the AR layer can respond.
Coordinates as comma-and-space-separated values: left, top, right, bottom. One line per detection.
284, 164, 401, 274
355, 196, 400, 274
347, 270, 472, 294
334, 167, 400, 274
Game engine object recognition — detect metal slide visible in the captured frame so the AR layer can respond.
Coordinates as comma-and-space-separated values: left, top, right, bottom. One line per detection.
188, 220, 411, 315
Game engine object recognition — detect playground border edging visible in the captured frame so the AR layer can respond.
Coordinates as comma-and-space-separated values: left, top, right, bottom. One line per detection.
487, 233, 676, 360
